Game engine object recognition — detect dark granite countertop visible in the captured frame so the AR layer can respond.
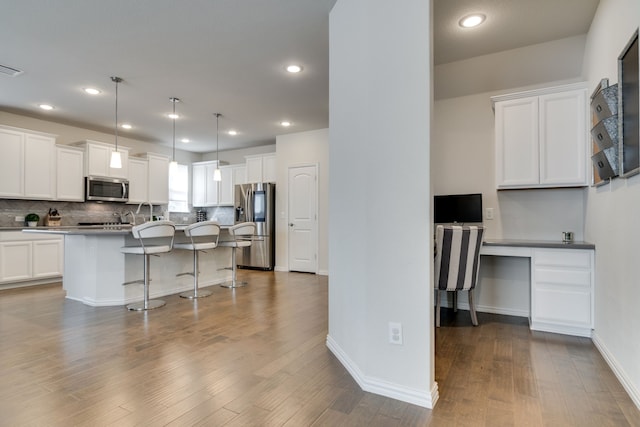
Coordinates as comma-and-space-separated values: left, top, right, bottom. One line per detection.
484, 239, 595, 250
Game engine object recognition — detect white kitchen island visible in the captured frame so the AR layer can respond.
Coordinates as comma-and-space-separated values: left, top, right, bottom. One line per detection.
23, 225, 233, 307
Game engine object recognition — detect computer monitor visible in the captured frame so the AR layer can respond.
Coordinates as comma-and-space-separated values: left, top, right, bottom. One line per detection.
434, 193, 483, 224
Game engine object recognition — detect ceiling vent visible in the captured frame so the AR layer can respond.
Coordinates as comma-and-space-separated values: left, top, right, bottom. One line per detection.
0, 64, 23, 77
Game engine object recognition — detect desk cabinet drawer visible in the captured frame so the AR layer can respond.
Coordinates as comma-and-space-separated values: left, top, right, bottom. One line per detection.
531, 248, 594, 336
534, 249, 591, 268
533, 287, 591, 326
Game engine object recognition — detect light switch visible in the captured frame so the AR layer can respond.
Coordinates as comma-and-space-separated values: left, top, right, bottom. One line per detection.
485, 208, 494, 220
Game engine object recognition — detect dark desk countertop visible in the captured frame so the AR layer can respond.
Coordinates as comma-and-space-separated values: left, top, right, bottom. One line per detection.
484, 239, 595, 250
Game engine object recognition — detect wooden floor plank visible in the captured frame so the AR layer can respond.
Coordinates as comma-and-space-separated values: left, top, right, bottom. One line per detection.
1, 275, 639, 426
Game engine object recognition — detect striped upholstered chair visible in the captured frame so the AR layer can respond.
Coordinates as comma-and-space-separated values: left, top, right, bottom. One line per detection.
434, 224, 485, 327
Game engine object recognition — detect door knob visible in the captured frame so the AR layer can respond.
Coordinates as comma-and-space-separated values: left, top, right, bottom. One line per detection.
289, 223, 294, 227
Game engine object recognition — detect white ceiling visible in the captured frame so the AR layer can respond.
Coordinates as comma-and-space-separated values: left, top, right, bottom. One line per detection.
0, 1, 599, 153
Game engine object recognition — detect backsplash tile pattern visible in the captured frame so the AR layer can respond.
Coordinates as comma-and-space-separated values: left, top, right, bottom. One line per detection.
0, 200, 234, 227
0, 200, 175, 227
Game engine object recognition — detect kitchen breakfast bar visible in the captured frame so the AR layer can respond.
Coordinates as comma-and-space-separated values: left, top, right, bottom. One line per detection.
23, 225, 233, 307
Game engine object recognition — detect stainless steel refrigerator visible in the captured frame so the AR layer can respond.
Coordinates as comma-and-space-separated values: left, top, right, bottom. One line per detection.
234, 183, 275, 270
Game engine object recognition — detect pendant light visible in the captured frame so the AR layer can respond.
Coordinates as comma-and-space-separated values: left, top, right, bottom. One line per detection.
109, 76, 123, 169
213, 113, 222, 182
169, 97, 179, 170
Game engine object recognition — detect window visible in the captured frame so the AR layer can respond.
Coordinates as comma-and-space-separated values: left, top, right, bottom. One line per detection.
168, 163, 189, 212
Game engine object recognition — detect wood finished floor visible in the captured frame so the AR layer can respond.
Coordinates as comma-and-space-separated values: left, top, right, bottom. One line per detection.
0, 271, 638, 426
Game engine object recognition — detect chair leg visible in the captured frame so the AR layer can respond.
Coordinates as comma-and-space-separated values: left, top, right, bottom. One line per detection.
180, 250, 213, 299
453, 291, 458, 312
435, 289, 441, 328
468, 289, 478, 326
221, 246, 247, 288
126, 254, 166, 311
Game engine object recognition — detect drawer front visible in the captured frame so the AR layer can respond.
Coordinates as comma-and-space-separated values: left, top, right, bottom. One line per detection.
0, 231, 63, 242
533, 287, 591, 326
535, 267, 591, 287
534, 249, 591, 268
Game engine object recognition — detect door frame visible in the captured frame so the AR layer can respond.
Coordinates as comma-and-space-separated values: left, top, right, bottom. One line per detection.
287, 163, 319, 274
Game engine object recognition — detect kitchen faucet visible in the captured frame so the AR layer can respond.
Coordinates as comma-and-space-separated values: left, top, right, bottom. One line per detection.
135, 202, 153, 222
124, 211, 136, 225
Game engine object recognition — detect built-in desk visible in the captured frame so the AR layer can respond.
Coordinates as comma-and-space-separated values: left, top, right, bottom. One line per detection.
480, 240, 595, 337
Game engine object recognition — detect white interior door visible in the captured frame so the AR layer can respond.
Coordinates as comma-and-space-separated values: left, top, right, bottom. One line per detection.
288, 165, 318, 273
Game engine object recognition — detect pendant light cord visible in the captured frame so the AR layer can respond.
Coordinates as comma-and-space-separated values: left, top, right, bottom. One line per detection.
111, 76, 122, 151
215, 113, 221, 163
171, 98, 178, 162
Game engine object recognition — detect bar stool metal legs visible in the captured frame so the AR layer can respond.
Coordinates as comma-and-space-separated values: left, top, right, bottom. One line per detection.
179, 250, 213, 299
221, 245, 247, 288
126, 254, 166, 311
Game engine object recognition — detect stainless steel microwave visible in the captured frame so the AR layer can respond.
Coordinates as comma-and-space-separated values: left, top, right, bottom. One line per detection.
85, 176, 129, 202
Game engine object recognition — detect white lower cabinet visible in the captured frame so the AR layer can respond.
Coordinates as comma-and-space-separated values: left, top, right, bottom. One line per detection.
0, 232, 63, 284
531, 248, 593, 337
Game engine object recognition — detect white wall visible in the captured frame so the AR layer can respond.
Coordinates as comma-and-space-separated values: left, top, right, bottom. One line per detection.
435, 35, 587, 100
582, 0, 640, 408
275, 129, 329, 274
328, 0, 435, 408
201, 144, 276, 165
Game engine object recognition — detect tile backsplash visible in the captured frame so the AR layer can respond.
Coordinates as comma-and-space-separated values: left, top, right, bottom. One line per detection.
0, 199, 178, 227
0, 199, 235, 227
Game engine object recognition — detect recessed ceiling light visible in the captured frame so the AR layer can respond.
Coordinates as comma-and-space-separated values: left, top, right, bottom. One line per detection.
459, 14, 486, 28
39, 104, 54, 110
280, 121, 291, 127
121, 123, 132, 130
286, 64, 303, 73
83, 87, 101, 95
181, 138, 190, 143
228, 130, 238, 136
167, 113, 179, 119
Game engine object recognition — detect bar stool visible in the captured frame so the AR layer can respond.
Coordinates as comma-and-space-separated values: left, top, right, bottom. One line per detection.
218, 222, 256, 288
174, 221, 221, 299
121, 220, 175, 311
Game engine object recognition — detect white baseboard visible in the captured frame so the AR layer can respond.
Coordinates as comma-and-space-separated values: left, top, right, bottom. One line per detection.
454, 301, 529, 318
592, 332, 640, 410
325, 334, 438, 409
274, 266, 329, 276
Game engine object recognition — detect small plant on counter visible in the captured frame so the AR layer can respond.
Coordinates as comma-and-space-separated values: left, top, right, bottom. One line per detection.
25, 213, 40, 226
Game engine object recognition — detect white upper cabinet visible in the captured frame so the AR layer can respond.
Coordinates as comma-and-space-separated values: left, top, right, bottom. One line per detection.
127, 153, 170, 205
147, 154, 169, 205
56, 145, 84, 201
192, 161, 220, 207
493, 84, 588, 189
0, 125, 56, 200
233, 164, 246, 186
218, 165, 234, 206
0, 127, 26, 198
127, 157, 148, 205
74, 140, 129, 179
245, 153, 276, 183
192, 160, 240, 206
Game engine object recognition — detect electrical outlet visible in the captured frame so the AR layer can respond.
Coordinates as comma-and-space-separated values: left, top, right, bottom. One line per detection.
485, 207, 494, 220
388, 322, 403, 345
15, 216, 25, 222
